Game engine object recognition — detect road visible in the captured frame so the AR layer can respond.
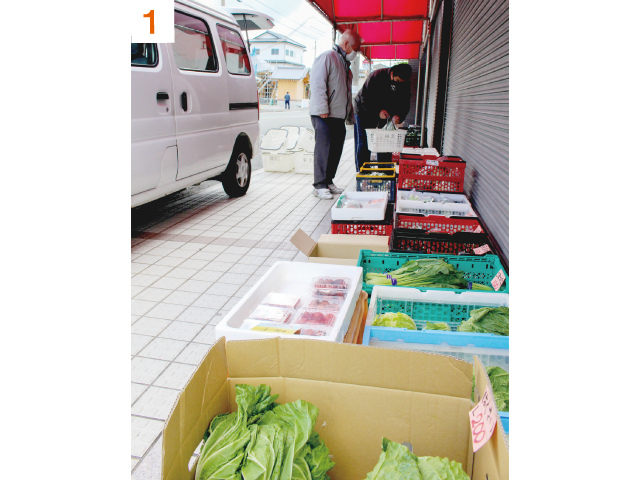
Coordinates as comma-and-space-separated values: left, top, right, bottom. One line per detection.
255, 108, 354, 170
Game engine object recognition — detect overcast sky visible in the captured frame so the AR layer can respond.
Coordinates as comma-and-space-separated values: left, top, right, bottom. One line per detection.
200, 0, 336, 67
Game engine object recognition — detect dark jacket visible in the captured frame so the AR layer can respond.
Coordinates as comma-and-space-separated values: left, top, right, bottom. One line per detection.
354, 68, 411, 126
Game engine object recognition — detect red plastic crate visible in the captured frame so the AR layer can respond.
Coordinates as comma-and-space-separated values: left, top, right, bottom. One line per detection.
397, 156, 466, 193
390, 228, 490, 255
396, 214, 484, 234
331, 204, 393, 238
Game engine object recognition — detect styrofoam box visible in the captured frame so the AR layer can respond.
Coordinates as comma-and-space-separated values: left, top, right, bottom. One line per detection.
363, 285, 509, 369
331, 192, 388, 221
294, 153, 314, 174
396, 191, 475, 217
262, 153, 295, 172
215, 261, 363, 342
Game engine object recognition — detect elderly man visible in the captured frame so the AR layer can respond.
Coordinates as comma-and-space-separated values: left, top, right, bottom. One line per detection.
309, 30, 363, 199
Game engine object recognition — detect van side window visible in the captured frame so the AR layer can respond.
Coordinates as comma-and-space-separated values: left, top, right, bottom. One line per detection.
131, 43, 157, 67
216, 25, 251, 75
173, 11, 218, 72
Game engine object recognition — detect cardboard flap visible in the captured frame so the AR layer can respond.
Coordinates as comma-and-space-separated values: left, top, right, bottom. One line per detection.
227, 338, 473, 399
162, 339, 230, 480
289, 229, 317, 256
471, 356, 509, 480
316, 234, 390, 248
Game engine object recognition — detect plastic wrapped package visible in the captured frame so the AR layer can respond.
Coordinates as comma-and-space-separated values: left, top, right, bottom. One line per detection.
303, 295, 344, 312
261, 292, 301, 309
312, 277, 350, 297
296, 327, 329, 337
247, 305, 293, 324
294, 309, 337, 327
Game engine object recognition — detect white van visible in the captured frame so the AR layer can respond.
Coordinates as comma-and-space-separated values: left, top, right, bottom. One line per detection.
131, 1, 274, 207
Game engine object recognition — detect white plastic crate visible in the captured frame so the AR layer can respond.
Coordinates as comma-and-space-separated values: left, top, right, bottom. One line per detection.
297, 128, 315, 153
260, 128, 288, 151
365, 128, 408, 153
215, 261, 363, 343
262, 152, 295, 172
396, 190, 475, 217
294, 153, 314, 174
331, 192, 388, 221
401, 147, 440, 157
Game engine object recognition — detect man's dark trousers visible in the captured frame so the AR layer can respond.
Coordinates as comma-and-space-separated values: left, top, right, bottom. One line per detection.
285, 100, 290, 109
311, 115, 346, 189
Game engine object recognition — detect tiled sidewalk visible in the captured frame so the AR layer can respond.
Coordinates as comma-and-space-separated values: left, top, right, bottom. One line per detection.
131, 140, 356, 477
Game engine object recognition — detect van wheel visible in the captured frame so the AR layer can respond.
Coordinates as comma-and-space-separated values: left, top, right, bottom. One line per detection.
222, 144, 251, 197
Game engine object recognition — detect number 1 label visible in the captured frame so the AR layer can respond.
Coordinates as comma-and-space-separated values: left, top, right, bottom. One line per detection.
143, 10, 154, 34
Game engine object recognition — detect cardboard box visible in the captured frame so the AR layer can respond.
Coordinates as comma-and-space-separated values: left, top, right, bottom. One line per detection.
290, 230, 389, 266
161, 338, 509, 480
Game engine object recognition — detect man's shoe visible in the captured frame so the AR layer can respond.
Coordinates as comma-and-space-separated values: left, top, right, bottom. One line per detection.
312, 188, 333, 200
328, 184, 344, 194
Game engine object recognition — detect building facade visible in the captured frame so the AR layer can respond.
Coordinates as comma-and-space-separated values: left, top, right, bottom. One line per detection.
250, 31, 306, 68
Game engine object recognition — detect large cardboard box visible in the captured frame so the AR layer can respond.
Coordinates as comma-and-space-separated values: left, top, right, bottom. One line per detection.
290, 230, 389, 266
161, 339, 509, 480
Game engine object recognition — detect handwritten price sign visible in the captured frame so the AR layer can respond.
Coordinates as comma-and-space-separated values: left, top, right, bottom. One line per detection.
130, 0, 174, 42
469, 385, 498, 452
491, 269, 506, 291
473, 244, 491, 255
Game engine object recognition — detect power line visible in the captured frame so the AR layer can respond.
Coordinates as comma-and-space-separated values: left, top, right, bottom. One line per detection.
240, 0, 329, 37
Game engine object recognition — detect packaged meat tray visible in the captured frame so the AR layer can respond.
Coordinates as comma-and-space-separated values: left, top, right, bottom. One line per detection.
246, 305, 293, 324
303, 295, 344, 312
296, 326, 329, 337
261, 292, 302, 309
312, 277, 350, 297
294, 309, 337, 327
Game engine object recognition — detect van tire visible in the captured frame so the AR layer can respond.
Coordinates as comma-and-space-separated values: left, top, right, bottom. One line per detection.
221, 143, 252, 197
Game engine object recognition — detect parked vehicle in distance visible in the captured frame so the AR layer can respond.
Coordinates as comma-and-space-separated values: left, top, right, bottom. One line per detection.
131, 0, 274, 207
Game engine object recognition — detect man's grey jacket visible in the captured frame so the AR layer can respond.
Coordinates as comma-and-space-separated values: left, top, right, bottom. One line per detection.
309, 46, 355, 124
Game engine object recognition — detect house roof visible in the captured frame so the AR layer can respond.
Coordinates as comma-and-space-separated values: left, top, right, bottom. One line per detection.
250, 30, 306, 49
270, 66, 309, 80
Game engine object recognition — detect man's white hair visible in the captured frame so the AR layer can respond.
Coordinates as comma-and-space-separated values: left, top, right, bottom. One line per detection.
338, 29, 363, 49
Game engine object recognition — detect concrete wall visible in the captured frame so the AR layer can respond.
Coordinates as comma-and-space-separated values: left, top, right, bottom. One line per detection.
276, 79, 305, 101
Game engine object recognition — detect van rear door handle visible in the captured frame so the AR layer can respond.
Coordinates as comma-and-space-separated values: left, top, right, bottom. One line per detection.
156, 92, 169, 100
181, 92, 187, 112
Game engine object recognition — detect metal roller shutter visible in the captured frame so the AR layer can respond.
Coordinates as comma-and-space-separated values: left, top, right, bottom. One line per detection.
442, 0, 509, 267
425, 2, 444, 148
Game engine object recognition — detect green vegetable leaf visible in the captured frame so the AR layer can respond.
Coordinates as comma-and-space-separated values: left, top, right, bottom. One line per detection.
458, 307, 509, 336
417, 456, 469, 480
241, 424, 284, 480
364, 438, 421, 480
373, 312, 417, 330
305, 435, 335, 480
486, 366, 509, 412
422, 321, 450, 331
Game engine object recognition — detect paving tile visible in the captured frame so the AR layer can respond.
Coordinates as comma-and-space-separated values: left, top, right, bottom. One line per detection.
131, 386, 180, 420
177, 279, 214, 294
132, 334, 154, 355
131, 299, 158, 316
228, 263, 259, 275
202, 244, 229, 253
202, 261, 234, 272
248, 248, 275, 257
243, 274, 264, 287
237, 255, 266, 265
213, 253, 243, 263
205, 282, 240, 296
222, 296, 241, 310
254, 265, 271, 276
163, 290, 200, 306
131, 357, 170, 385
132, 315, 140, 325
138, 337, 189, 361
165, 267, 198, 279
212, 237, 237, 246
189, 251, 220, 261
233, 285, 253, 297
152, 277, 187, 290
135, 288, 173, 302
218, 272, 250, 285
133, 254, 163, 265
158, 321, 204, 342
131, 285, 146, 298
192, 294, 231, 310
154, 256, 185, 267
175, 342, 211, 365
153, 363, 197, 390
177, 306, 218, 324
209, 314, 225, 326
131, 416, 164, 458
225, 246, 251, 255
161, 241, 187, 249
179, 242, 206, 251
132, 274, 160, 287
131, 458, 139, 472
131, 263, 148, 274
131, 383, 147, 405
261, 257, 281, 267
142, 265, 176, 277
191, 270, 224, 282
146, 303, 187, 321
167, 249, 196, 259
179, 259, 210, 270
146, 247, 177, 257
193, 325, 217, 344
131, 317, 171, 337
271, 250, 297, 260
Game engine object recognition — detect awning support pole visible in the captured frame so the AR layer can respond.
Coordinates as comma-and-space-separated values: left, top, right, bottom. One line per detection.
420, 33, 431, 148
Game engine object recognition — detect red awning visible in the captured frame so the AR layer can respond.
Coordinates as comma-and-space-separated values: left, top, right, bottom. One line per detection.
305, 0, 432, 59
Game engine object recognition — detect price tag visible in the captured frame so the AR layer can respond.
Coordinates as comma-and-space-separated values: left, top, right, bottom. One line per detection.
491, 270, 506, 291
469, 385, 498, 452
426, 160, 439, 166
130, 0, 174, 42
473, 244, 491, 255
473, 225, 483, 233
252, 325, 301, 335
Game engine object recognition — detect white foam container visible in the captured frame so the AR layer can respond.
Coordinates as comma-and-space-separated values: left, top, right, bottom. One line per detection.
396, 191, 475, 217
294, 153, 314, 174
331, 192, 388, 221
262, 153, 295, 172
215, 261, 363, 342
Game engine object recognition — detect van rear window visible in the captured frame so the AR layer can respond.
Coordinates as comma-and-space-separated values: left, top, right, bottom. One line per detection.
131, 43, 157, 67
173, 11, 218, 72
216, 25, 251, 76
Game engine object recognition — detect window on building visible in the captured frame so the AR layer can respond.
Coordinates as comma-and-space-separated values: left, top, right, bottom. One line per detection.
173, 11, 218, 72
131, 43, 158, 66
216, 25, 251, 75
271, 48, 279, 55
255, 48, 260, 54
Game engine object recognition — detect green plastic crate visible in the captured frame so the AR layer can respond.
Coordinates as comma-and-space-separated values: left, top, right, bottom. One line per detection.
357, 250, 509, 295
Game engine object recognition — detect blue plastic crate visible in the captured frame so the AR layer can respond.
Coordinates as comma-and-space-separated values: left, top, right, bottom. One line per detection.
500, 412, 509, 434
